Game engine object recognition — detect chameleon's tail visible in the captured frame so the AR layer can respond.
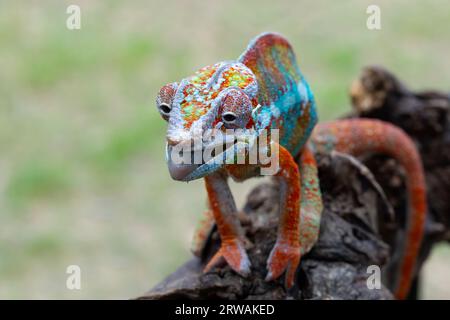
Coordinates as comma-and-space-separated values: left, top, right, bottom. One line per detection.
312, 118, 427, 300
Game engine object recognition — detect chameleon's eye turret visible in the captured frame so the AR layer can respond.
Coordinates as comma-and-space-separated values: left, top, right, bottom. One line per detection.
220, 88, 252, 129
156, 82, 178, 121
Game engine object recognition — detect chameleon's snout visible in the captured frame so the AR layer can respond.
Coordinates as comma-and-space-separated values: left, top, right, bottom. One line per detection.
166, 144, 199, 181
168, 161, 199, 181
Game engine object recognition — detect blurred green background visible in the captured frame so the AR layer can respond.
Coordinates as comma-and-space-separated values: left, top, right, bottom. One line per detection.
0, 0, 449, 299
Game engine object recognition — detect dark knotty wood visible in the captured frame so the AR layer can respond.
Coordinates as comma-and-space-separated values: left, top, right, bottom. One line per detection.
349, 66, 450, 280
138, 66, 450, 300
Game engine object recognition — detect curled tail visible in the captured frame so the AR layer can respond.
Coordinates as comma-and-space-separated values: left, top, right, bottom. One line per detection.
312, 118, 427, 299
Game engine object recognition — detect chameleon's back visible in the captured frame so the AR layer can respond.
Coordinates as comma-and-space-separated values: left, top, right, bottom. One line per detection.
239, 32, 318, 156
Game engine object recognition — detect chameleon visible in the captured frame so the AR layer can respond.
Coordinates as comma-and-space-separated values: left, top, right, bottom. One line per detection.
155, 32, 427, 299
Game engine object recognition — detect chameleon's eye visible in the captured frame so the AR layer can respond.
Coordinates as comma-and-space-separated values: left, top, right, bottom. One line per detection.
158, 103, 172, 116
220, 88, 252, 129
222, 112, 237, 124
156, 82, 178, 121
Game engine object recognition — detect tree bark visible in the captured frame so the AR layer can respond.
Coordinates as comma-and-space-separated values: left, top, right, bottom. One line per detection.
348, 66, 450, 298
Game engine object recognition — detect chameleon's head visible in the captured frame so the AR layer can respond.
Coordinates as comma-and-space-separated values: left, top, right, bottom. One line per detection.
156, 62, 259, 181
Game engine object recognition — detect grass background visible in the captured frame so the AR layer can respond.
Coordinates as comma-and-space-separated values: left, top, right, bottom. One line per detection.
0, 0, 449, 299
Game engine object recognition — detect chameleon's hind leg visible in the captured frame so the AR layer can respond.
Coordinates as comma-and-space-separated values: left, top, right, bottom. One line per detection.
190, 208, 215, 257
202, 171, 251, 276
298, 145, 323, 255
266, 144, 322, 288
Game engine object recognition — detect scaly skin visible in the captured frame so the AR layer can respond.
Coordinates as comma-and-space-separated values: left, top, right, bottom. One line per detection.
155, 33, 426, 298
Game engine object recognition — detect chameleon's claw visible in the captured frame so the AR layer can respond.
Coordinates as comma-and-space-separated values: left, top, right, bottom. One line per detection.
204, 239, 251, 277
265, 241, 301, 288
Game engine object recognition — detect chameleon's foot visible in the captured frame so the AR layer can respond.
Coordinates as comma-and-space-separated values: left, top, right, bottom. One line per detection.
204, 239, 251, 277
265, 240, 301, 288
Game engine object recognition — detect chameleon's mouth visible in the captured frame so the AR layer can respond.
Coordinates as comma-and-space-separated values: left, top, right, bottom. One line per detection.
165, 137, 239, 181
167, 159, 200, 181
166, 144, 200, 181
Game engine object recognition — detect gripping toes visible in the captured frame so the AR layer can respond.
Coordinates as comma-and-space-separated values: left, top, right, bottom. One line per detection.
204, 239, 251, 277
266, 241, 301, 288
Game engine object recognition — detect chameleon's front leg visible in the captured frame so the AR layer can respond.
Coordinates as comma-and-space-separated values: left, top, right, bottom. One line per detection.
203, 171, 251, 276
265, 145, 302, 288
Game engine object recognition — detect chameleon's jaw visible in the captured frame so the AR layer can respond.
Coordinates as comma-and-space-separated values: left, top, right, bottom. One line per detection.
166, 144, 200, 181
165, 137, 249, 181
166, 142, 230, 181
165, 128, 259, 181
167, 160, 199, 181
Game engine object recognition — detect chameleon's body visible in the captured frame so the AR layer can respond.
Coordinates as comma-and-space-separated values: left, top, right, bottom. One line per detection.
156, 33, 426, 299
